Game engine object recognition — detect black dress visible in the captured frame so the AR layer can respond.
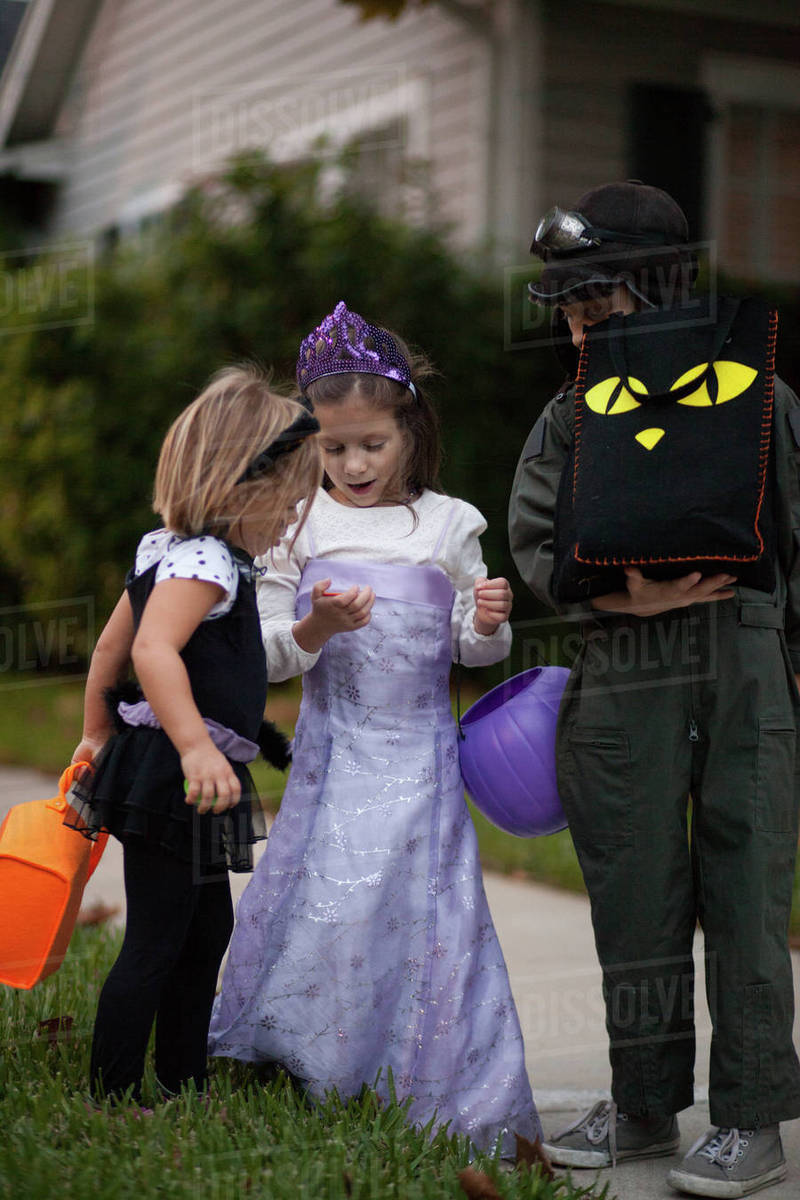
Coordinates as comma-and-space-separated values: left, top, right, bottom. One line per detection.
70, 536, 268, 873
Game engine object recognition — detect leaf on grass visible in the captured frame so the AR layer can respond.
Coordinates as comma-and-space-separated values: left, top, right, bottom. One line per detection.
36, 1015, 74, 1044
342, 1170, 353, 1196
76, 902, 121, 927
457, 1166, 502, 1200
516, 1134, 555, 1180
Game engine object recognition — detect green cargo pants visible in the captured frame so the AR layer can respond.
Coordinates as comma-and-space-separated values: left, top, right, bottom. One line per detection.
556, 598, 800, 1127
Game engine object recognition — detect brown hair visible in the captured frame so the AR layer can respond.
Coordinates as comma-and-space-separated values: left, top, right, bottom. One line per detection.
305, 329, 441, 504
154, 365, 321, 547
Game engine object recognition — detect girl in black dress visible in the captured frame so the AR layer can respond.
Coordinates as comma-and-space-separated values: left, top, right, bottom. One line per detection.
69, 365, 320, 1103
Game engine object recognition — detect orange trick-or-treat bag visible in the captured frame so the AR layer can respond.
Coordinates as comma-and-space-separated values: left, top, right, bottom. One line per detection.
0, 763, 107, 988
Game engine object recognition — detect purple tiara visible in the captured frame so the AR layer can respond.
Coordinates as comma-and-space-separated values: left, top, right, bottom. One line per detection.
296, 301, 416, 397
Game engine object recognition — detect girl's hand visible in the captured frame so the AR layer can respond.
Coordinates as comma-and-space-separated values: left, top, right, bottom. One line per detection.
591, 567, 737, 618
292, 579, 375, 653
71, 735, 107, 765
181, 742, 241, 815
474, 577, 512, 635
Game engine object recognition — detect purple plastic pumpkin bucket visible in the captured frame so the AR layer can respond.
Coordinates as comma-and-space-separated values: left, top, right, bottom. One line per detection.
458, 666, 570, 837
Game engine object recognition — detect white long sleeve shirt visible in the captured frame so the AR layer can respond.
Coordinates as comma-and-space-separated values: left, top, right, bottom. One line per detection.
256, 488, 512, 682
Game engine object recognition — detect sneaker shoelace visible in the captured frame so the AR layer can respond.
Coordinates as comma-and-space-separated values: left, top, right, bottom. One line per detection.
555, 1100, 621, 1165
694, 1127, 754, 1169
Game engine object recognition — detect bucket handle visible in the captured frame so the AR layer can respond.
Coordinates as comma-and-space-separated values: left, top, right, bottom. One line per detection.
47, 761, 109, 878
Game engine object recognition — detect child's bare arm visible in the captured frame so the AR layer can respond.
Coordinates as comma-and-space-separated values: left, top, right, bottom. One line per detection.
72, 592, 135, 764
132, 578, 240, 814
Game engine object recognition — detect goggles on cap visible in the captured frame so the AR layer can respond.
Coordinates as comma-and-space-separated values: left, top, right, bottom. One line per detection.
532, 206, 673, 254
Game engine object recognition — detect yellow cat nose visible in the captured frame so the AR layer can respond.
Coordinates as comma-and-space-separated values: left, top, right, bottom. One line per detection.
635, 428, 665, 451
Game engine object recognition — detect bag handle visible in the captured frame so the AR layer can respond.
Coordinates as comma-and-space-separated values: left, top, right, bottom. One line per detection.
46, 761, 91, 814
48, 761, 109, 878
608, 297, 741, 405
87, 830, 109, 878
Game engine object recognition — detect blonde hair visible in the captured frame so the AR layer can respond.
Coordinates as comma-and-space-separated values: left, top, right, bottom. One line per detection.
153, 365, 321, 547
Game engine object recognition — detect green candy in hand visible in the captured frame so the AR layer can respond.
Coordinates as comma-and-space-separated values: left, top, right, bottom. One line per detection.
183, 779, 217, 807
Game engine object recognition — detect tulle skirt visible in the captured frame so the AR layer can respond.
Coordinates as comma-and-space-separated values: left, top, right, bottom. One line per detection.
67, 723, 267, 873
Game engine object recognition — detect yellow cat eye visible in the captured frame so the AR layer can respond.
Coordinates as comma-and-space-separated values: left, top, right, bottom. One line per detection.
584, 376, 647, 415
673, 360, 757, 407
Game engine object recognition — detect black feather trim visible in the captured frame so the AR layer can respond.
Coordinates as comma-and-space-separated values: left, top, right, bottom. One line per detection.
103, 681, 144, 733
257, 720, 292, 770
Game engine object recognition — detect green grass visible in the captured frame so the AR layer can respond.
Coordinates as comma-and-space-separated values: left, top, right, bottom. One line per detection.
467, 807, 586, 894
0, 673, 586, 891
0, 676, 294, 808
4, 674, 800, 941
0, 677, 88, 773
0, 927, 608, 1200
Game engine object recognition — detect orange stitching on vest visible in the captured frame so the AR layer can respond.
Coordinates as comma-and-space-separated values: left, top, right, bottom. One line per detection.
571, 332, 589, 504
574, 547, 762, 567
751, 306, 778, 558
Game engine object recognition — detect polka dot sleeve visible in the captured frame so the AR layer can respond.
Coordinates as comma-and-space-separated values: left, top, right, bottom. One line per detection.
135, 531, 238, 618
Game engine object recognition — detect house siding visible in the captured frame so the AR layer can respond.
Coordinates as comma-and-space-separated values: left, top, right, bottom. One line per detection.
46, 0, 491, 244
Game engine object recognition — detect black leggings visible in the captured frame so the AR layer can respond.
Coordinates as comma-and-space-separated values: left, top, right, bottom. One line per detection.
90, 840, 234, 1101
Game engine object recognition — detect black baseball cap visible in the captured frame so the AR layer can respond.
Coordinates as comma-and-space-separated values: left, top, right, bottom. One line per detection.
528, 181, 693, 306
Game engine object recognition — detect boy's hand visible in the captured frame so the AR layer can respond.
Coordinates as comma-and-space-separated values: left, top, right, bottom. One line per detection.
181, 743, 241, 815
293, 579, 375, 652
474, 577, 512, 635
591, 568, 737, 617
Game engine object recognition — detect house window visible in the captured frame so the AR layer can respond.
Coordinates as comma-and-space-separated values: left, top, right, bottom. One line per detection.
628, 83, 712, 241
344, 118, 405, 214
718, 104, 800, 281
341, 117, 429, 223
703, 55, 800, 284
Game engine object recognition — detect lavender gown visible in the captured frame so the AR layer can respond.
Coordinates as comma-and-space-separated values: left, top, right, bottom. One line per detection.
209, 556, 539, 1153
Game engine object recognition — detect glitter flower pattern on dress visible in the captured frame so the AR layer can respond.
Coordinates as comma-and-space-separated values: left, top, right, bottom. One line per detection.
208, 557, 539, 1156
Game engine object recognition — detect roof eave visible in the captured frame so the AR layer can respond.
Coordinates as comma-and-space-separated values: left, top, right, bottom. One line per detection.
0, 0, 102, 148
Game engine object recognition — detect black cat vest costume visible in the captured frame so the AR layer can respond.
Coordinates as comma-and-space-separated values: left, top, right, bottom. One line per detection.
552, 296, 777, 601
69, 532, 268, 873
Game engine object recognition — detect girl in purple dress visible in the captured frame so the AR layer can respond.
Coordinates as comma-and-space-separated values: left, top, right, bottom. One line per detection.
209, 304, 540, 1155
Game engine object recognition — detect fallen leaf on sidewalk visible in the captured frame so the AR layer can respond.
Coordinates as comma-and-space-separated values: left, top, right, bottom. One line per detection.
76, 902, 120, 926
457, 1167, 502, 1199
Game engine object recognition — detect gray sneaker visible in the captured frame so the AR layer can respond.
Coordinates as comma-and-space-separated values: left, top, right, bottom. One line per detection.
667, 1125, 786, 1197
542, 1099, 680, 1168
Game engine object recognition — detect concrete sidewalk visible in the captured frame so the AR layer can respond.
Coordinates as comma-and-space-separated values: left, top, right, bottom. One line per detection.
2, 765, 799, 1199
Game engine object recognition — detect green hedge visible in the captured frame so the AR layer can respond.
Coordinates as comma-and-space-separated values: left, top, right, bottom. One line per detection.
0, 154, 561, 650
1, 152, 799, 676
